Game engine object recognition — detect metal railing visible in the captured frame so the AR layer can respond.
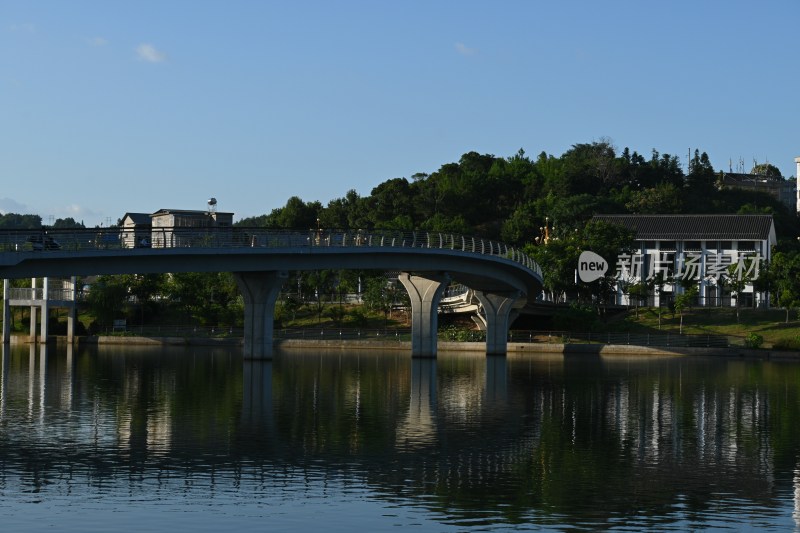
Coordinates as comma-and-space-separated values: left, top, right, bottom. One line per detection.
8, 287, 75, 301
19, 321, 745, 348
89, 325, 410, 341
275, 328, 410, 342
0, 227, 541, 277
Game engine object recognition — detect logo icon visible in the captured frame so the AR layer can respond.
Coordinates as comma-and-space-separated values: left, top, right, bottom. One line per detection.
578, 251, 608, 282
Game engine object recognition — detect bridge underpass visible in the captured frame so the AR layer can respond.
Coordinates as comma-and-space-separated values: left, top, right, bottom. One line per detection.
0, 228, 543, 358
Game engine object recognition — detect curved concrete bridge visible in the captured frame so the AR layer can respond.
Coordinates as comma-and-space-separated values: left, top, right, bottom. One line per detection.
0, 228, 543, 358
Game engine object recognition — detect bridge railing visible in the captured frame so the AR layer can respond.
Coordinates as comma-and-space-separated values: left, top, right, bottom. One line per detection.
7, 287, 74, 301
0, 227, 542, 277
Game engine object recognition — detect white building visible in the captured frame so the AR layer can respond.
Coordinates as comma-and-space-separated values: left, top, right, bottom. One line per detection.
119, 209, 234, 248
592, 214, 776, 308
120, 212, 152, 248
149, 209, 233, 248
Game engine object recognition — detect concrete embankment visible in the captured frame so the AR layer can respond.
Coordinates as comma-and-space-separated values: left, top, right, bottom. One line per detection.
8, 335, 798, 359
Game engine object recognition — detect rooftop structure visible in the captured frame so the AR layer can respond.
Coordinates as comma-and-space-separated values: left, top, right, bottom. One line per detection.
719, 172, 795, 211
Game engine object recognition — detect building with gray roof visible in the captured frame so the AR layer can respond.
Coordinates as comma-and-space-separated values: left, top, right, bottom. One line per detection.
592, 214, 776, 308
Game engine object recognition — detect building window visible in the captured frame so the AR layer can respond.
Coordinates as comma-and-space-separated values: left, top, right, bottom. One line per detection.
684, 241, 702, 252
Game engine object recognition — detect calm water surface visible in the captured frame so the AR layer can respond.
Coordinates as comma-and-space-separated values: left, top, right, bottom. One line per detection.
1, 344, 799, 531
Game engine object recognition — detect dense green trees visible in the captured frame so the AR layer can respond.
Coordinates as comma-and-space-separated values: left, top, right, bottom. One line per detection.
13, 140, 799, 329
526, 219, 635, 304
0, 214, 84, 229
768, 252, 800, 322
751, 163, 783, 178
237, 141, 797, 250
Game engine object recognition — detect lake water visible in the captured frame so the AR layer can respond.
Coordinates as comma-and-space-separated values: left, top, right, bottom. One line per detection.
1, 343, 799, 532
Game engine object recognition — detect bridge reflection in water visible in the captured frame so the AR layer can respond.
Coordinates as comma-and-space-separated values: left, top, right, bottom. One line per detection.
1, 344, 800, 529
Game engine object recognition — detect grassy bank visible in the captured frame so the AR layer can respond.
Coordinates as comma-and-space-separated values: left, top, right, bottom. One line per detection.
598, 306, 800, 349
7, 300, 800, 351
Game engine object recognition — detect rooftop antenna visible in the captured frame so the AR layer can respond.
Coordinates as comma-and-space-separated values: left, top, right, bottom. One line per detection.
207, 197, 217, 213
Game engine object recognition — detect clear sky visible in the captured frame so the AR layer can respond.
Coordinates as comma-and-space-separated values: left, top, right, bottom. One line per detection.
2, 1, 799, 227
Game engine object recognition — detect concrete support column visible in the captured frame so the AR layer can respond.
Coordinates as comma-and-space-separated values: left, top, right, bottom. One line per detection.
40, 277, 49, 343
29, 278, 37, 343
398, 272, 450, 358
473, 290, 523, 355
2, 279, 9, 343
402, 358, 437, 442
234, 271, 287, 360
485, 355, 508, 404
67, 276, 77, 344
242, 360, 274, 434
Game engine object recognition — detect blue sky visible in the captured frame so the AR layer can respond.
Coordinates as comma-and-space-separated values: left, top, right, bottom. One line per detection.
2, 1, 799, 226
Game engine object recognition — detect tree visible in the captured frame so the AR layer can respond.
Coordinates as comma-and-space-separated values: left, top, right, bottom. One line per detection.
674, 286, 698, 334
723, 263, 751, 323
277, 197, 322, 229
628, 281, 649, 318
321, 189, 361, 229
651, 272, 668, 329
528, 237, 581, 304
85, 275, 129, 329
419, 213, 471, 234
52, 217, 85, 229
126, 273, 167, 324
558, 140, 620, 196
751, 162, 782, 179
770, 252, 800, 322
167, 272, 240, 327
0, 213, 42, 229
625, 182, 683, 214
501, 202, 540, 245
363, 276, 394, 325
304, 270, 334, 322
366, 178, 416, 228
685, 149, 716, 207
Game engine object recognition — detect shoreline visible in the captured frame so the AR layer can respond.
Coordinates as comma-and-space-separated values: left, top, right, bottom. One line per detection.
7, 334, 799, 359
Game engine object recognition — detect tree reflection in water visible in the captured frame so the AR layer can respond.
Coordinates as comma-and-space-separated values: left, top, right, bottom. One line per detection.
0, 343, 798, 530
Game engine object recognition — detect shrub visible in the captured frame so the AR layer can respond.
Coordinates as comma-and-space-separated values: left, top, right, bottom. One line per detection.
441, 325, 485, 342
553, 303, 598, 331
347, 308, 369, 328
744, 332, 764, 349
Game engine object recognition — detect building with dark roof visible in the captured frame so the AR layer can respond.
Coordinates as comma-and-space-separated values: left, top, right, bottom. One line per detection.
120, 212, 152, 248
119, 209, 235, 248
592, 214, 776, 308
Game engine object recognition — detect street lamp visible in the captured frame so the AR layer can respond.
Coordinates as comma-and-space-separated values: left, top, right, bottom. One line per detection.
535, 217, 554, 245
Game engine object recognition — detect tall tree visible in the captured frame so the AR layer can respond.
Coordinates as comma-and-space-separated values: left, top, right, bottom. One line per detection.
685, 149, 716, 207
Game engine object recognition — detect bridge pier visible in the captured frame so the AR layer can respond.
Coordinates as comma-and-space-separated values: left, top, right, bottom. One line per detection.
398, 272, 450, 358
66, 277, 77, 344
3, 277, 78, 344
29, 278, 39, 342
39, 277, 50, 342
2, 280, 9, 343
234, 271, 287, 360
473, 290, 524, 355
